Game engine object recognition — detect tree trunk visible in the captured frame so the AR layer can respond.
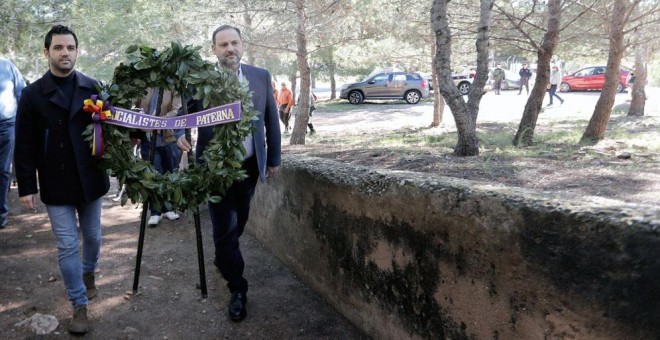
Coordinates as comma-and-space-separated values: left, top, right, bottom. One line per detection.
290, 0, 310, 145
465, 0, 492, 128
431, 38, 444, 128
513, 0, 561, 146
329, 51, 337, 100
431, 0, 492, 156
580, 0, 629, 144
330, 65, 337, 100
289, 70, 298, 106
241, 1, 253, 65
628, 42, 647, 116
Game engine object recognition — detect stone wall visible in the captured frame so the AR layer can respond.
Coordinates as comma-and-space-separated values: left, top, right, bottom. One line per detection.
247, 155, 660, 339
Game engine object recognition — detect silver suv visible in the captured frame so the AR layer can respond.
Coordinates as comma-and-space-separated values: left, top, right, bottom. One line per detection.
339, 72, 430, 104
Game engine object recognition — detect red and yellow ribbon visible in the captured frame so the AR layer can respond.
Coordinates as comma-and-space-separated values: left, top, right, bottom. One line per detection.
83, 95, 114, 157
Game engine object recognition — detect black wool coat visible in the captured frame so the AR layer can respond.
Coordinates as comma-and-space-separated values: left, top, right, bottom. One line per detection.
15, 70, 109, 205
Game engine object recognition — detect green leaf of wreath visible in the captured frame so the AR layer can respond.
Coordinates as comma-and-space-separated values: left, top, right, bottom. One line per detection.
83, 42, 257, 214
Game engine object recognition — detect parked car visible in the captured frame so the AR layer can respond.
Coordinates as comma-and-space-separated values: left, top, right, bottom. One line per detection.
339, 72, 429, 104
422, 71, 474, 95
452, 72, 474, 95
499, 69, 522, 90
559, 66, 629, 93
421, 74, 434, 91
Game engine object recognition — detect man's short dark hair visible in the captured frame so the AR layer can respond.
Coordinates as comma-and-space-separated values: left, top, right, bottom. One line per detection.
211, 25, 242, 44
45, 25, 78, 49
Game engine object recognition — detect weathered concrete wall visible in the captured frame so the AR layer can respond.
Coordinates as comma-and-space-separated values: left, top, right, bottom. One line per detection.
247, 155, 660, 339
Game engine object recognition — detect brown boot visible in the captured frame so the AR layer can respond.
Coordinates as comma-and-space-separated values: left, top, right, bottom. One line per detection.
68, 305, 90, 334
83, 272, 97, 299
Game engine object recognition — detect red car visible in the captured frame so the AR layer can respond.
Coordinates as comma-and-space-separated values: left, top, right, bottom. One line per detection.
559, 66, 629, 93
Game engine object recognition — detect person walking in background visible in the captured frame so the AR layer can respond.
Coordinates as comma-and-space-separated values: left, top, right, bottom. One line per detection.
272, 80, 279, 107
14, 25, 110, 335
547, 65, 564, 106
0, 56, 26, 229
277, 81, 294, 133
626, 71, 636, 98
491, 64, 505, 95
137, 88, 181, 227
307, 90, 317, 135
176, 24, 281, 323
518, 63, 532, 95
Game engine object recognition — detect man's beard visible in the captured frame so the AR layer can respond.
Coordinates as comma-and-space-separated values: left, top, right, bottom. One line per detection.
51, 58, 75, 74
220, 53, 241, 68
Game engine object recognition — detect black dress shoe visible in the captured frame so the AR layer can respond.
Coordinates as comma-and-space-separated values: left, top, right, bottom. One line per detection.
228, 291, 247, 322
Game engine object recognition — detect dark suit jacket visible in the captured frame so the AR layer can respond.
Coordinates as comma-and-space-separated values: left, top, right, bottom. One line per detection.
183, 64, 281, 182
15, 70, 110, 205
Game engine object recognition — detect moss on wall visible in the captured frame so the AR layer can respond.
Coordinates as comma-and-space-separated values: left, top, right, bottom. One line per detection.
519, 208, 660, 335
307, 196, 468, 339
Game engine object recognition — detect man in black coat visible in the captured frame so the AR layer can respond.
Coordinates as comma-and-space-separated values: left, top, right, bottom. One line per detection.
177, 24, 281, 322
14, 25, 109, 335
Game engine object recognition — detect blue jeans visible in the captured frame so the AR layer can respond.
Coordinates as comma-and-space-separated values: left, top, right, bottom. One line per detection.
548, 84, 563, 104
46, 197, 103, 307
0, 119, 15, 225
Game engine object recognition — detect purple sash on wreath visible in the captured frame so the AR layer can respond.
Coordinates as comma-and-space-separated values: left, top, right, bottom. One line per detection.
106, 101, 241, 130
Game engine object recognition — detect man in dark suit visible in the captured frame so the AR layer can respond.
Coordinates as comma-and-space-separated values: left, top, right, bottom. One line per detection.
176, 24, 281, 322
14, 25, 109, 335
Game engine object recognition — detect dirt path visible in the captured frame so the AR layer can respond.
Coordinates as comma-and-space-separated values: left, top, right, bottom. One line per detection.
0, 182, 367, 339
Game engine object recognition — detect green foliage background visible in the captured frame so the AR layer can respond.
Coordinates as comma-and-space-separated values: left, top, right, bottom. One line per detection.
1, 0, 658, 85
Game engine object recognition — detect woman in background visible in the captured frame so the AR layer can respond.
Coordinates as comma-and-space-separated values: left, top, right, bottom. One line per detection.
547, 65, 564, 106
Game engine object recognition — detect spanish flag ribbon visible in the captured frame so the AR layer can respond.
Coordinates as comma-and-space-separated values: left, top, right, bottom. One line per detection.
83, 95, 114, 158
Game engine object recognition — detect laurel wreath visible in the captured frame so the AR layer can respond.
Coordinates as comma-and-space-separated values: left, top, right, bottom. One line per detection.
83, 42, 256, 213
